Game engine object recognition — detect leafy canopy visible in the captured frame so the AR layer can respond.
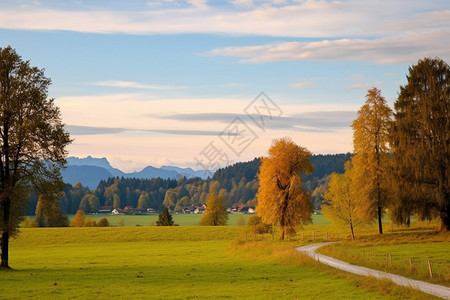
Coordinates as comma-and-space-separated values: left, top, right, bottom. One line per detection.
256, 137, 313, 240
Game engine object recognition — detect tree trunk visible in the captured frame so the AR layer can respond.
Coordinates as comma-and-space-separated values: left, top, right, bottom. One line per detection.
377, 206, 383, 234
350, 223, 355, 240
440, 209, 449, 232
1, 198, 11, 269
1, 231, 10, 269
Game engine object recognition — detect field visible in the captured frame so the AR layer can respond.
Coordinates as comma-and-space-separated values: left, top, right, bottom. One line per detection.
318, 223, 450, 287
64, 213, 331, 227
0, 224, 441, 299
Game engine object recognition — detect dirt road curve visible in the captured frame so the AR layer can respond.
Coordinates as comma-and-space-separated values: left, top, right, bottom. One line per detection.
296, 242, 450, 299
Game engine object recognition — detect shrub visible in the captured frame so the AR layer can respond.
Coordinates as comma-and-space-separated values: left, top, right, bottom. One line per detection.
97, 218, 110, 227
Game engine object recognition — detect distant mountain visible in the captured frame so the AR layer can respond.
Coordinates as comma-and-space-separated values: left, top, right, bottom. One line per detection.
61, 165, 114, 189
63, 156, 209, 189
161, 165, 212, 179
66, 156, 125, 177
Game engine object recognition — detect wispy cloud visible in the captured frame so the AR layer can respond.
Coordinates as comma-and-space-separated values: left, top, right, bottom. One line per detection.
0, 1, 447, 38
90, 80, 186, 90
207, 30, 450, 64
154, 110, 357, 132
65, 124, 235, 136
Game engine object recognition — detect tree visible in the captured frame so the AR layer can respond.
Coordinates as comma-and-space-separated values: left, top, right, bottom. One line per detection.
88, 195, 100, 213
71, 210, 86, 227
156, 207, 174, 226
137, 192, 150, 210
34, 180, 69, 227
200, 192, 228, 226
351, 88, 392, 234
322, 161, 366, 240
113, 194, 121, 209
256, 137, 313, 240
0, 46, 71, 268
391, 58, 450, 231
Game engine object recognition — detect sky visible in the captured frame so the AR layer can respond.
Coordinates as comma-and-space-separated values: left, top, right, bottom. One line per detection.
1, 0, 449, 172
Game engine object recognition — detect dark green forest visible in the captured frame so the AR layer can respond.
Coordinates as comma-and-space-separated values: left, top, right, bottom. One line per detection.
25, 153, 352, 216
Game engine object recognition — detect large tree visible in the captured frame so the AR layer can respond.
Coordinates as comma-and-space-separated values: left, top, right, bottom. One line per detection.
0, 46, 71, 268
256, 137, 313, 240
391, 57, 450, 231
351, 88, 392, 234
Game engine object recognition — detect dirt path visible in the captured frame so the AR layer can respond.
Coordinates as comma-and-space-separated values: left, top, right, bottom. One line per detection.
296, 242, 450, 299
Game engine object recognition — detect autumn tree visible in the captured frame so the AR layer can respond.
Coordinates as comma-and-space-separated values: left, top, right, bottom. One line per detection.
0, 46, 71, 268
71, 210, 86, 227
35, 180, 69, 227
256, 137, 313, 240
351, 88, 392, 234
322, 161, 366, 240
200, 192, 228, 226
390, 58, 450, 231
137, 192, 150, 210
156, 207, 174, 226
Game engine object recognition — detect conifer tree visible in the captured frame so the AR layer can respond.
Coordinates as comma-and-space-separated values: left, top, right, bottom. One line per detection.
256, 137, 313, 240
156, 207, 174, 226
391, 57, 450, 231
351, 88, 392, 234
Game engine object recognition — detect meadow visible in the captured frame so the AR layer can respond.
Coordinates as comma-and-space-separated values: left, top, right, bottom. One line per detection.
65, 213, 331, 227
1, 221, 443, 299
318, 223, 450, 287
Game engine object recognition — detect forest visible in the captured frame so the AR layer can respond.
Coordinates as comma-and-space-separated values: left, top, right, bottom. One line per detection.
24, 154, 351, 216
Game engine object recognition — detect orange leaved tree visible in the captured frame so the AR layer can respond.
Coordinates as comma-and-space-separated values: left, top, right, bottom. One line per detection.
256, 137, 313, 240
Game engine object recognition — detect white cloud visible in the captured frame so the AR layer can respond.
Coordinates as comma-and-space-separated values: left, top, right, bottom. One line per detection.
90, 80, 186, 90
290, 81, 314, 89
347, 82, 383, 90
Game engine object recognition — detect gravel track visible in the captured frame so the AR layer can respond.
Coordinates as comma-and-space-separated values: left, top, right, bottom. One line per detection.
296, 242, 450, 299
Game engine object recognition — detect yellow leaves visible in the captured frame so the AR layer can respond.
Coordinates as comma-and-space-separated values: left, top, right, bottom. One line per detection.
256, 137, 313, 239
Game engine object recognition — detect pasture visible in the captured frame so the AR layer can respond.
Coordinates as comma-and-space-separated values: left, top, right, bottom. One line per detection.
0, 225, 437, 299
65, 213, 330, 227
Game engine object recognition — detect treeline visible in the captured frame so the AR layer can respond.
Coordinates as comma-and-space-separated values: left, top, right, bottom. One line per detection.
25, 154, 350, 216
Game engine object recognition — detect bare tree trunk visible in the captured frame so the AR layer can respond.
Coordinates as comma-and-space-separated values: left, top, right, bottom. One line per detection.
440, 209, 449, 232
1, 197, 11, 269
377, 206, 383, 234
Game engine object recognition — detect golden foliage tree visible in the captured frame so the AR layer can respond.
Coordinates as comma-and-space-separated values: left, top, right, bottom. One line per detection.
71, 210, 86, 227
351, 88, 392, 234
200, 192, 228, 226
256, 137, 313, 240
322, 161, 366, 240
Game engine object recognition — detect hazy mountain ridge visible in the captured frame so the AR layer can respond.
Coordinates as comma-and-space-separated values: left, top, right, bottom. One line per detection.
62, 156, 210, 189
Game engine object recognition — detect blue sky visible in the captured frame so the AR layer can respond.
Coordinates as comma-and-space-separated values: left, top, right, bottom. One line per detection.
1, 0, 449, 172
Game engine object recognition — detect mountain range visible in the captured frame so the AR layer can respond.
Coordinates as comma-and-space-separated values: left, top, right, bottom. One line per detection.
62, 156, 210, 189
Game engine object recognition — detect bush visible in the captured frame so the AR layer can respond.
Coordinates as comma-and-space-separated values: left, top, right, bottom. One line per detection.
247, 215, 271, 234
84, 218, 97, 227
97, 218, 110, 227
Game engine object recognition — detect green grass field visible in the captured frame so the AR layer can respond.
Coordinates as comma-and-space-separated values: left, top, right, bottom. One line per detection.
64, 213, 330, 227
1, 225, 436, 299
